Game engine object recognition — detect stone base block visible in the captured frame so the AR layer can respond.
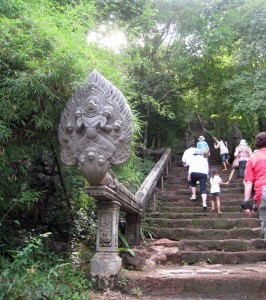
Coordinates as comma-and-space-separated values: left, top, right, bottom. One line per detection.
91, 252, 122, 277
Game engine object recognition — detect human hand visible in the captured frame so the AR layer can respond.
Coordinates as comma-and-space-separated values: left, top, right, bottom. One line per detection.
244, 209, 253, 215
241, 200, 253, 213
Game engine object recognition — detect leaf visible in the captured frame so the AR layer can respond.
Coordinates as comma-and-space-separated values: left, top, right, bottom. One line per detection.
39, 232, 53, 238
14, 220, 20, 225
118, 247, 135, 257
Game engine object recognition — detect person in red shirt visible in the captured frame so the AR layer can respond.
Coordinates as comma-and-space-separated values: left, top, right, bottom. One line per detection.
242, 132, 266, 240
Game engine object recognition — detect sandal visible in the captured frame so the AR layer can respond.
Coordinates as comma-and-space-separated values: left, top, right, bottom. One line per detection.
210, 209, 214, 212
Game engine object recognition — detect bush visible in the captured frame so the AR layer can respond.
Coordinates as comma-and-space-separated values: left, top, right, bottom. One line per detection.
0, 232, 92, 299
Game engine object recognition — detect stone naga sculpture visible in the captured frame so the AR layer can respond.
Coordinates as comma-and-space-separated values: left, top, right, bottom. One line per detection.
58, 70, 132, 186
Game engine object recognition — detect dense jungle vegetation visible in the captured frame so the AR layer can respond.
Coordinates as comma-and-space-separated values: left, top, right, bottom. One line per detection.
0, 0, 265, 298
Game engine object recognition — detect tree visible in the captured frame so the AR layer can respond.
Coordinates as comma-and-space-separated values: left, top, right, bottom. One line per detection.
0, 0, 134, 226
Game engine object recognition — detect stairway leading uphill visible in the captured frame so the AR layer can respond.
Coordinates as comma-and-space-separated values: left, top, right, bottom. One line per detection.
119, 160, 266, 300
149, 161, 265, 264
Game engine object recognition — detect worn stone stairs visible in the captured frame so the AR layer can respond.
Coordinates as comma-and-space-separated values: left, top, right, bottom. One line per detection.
118, 161, 266, 299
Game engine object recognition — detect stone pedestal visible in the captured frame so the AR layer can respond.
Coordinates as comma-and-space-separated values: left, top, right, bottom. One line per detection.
91, 252, 122, 277
90, 200, 122, 277
126, 214, 141, 246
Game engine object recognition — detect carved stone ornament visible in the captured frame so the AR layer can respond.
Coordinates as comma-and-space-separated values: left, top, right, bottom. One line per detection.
58, 70, 132, 185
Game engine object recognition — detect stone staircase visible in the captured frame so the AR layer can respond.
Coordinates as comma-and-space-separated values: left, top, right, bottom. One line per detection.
118, 161, 266, 299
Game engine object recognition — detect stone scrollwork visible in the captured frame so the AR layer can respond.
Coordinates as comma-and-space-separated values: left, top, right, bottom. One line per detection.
99, 213, 112, 247
58, 70, 132, 185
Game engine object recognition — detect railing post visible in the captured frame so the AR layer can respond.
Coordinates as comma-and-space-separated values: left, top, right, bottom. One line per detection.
169, 155, 172, 169
160, 175, 164, 190
125, 214, 141, 246
166, 163, 169, 176
90, 199, 122, 288
151, 192, 157, 211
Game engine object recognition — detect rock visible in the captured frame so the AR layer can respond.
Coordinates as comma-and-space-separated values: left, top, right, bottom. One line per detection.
121, 251, 146, 271
149, 238, 179, 247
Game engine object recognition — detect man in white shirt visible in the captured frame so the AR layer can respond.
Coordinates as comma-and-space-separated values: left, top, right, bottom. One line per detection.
182, 144, 196, 188
182, 144, 196, 168
188, 149, 209, 210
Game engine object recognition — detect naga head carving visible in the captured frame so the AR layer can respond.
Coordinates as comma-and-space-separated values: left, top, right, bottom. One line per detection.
58, 70, 133, 185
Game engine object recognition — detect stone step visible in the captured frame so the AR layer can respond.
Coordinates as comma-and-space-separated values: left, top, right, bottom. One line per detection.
164, 187, 245, 194
157, 188, 244, 200
175, 238, 266, 252
159, 199, 246, 207
159, 206, 244, 213
158, 198, 244, 205
147, 227, 262, 240
165, 171, 239, 176
147, 217, 260, 229
164, 184, 242, 190
118, 262, 266, 300
164, 179, 241, 185
148, 212, 259, 219
180, 250, 266, 265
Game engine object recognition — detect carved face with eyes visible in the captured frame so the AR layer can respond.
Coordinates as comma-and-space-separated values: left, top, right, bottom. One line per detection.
66, 121, 74, 133
85, 89, 103, 116
98, 154, 105, 166
103, 106, 113, 119
86, 147, 96, 161
113, 119, 122, 131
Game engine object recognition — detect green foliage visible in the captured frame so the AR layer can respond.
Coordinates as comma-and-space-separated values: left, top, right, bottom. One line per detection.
126, 0, 266, 143
118, 276, 128, 288
118, 231, 134, 257
0, 233, 92, 299
140, 214, 157, 244
131, 286, 142, 297
0, 121, 12, 143
113, 154, 155, 193
0, 0, 134, 219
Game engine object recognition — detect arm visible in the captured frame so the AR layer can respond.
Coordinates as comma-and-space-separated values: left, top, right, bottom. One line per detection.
182, 152, 186, 166
242, 180, 254, 214
244, 180, 253, 201
219, 181, 229, 186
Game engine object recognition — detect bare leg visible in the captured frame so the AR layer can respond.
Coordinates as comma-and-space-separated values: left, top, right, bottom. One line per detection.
216, 196, 222, 214
222, 161, 227, 171
202, 193, 207, 208
190, 186, 196, 199
210, 197, 215, 212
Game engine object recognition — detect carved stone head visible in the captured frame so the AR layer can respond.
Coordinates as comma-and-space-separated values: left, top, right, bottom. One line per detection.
58, 70, 132, 185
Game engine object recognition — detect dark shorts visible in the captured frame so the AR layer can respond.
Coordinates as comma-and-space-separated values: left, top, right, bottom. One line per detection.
220, 153, 228, 162
238, 160, 247, 178
210, 192, 220, 197
190, 172, 207, 194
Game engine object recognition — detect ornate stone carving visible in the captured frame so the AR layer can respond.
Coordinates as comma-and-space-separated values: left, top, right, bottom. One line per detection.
126, 214, 141, 246
58, 70, 132, 185
99, 213, 112, 247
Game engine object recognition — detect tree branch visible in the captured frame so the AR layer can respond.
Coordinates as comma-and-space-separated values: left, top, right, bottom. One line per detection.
196, 111, 218, 142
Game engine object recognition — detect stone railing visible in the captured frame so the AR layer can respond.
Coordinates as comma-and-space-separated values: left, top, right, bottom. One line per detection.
86, 148, 171, 285
136, 148, 171, 209
58, 70, 172, 287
